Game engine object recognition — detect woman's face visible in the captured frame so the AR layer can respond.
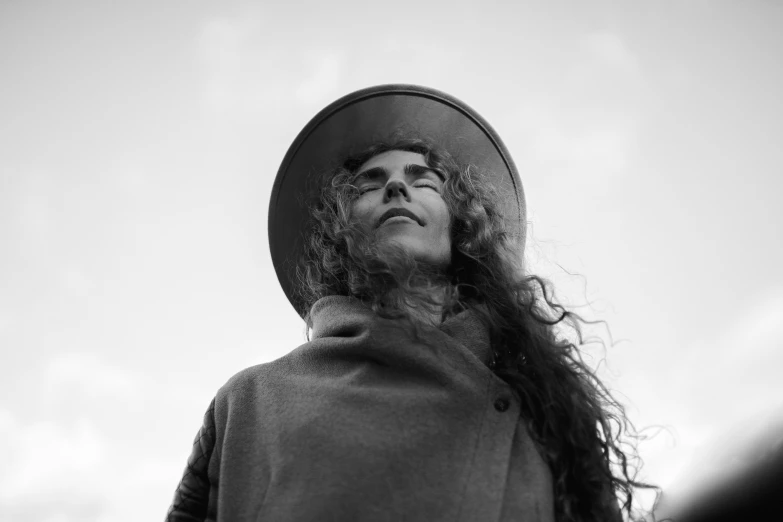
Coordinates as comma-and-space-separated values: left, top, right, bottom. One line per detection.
350, 150, 451, 268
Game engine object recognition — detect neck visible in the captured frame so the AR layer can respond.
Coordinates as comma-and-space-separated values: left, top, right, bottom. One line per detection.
385, 285, 448, 327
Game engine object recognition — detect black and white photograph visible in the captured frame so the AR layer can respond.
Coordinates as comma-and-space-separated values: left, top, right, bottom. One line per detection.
1, 1, 781, 521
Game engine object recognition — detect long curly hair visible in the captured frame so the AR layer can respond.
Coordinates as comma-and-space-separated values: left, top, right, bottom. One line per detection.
293, 137, 661, 521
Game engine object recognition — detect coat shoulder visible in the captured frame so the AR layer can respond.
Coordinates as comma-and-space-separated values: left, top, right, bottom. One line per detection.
215, 348, 305, 405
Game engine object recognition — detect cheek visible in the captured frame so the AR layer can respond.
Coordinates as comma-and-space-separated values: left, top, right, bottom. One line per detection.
349, 200, 370, 228
434, 204, 452, 244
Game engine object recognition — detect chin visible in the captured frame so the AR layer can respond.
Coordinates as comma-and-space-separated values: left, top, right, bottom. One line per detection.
375, 239, 450, 267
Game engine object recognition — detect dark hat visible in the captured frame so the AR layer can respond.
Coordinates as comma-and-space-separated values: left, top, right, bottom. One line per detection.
269, 84, 525, 317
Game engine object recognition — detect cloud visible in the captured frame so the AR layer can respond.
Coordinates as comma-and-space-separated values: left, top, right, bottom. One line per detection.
1, 353, 141, 507
5, 169, 55, 263
517, 32, 648, 182
42, 352, 142, 405
197, 13, 290, 116
0, 406, 184, 521
0, 352, 187, 521
527, 119, 636, 178
0, 410, 107, 505
199, 18, 244, 113
197, 14, 347, 119
582, 32, 641, 74
726, 290, 783, 351
294, 50, 344, 105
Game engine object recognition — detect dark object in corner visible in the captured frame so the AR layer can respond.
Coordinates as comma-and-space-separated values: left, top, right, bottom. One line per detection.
673, 439, 783, 522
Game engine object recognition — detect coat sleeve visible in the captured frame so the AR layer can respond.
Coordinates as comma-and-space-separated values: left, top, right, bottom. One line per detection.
166, 398, 217, 522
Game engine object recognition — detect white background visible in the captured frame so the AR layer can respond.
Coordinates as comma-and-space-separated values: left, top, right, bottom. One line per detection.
1, 1, 781, 520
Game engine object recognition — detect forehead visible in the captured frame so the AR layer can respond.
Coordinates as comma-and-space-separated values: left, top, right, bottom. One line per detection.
356, 150, 427, 173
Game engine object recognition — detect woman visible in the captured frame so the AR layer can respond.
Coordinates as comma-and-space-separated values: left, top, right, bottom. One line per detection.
167, 85, 656, 521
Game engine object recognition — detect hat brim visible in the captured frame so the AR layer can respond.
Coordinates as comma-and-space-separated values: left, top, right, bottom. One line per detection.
269, 84, 525, 317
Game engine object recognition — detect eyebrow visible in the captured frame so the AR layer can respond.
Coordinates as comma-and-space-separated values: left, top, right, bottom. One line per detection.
353, 164, 446, 183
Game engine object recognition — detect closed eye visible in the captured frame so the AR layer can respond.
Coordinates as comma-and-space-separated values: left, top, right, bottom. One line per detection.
357, 182, 439, 194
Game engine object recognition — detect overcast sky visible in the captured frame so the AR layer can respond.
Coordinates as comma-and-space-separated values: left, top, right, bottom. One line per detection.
1, 1, 782, 520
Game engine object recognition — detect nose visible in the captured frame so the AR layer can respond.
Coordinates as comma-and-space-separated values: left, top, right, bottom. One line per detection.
383, 179, 411, 203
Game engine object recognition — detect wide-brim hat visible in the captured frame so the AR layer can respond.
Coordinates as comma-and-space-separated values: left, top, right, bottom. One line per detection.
269, 84, 525, 317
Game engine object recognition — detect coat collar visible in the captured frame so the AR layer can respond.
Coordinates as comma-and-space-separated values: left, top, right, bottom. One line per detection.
309, 295, 492, 366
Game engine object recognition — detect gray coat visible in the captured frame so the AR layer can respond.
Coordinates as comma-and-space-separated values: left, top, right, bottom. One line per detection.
166, 295, 556, 521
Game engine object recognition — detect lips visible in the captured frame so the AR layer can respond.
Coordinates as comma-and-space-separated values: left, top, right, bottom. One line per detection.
377, 207, 423, 227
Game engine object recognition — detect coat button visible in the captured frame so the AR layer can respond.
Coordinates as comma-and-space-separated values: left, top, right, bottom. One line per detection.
494, 397, 510, 412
